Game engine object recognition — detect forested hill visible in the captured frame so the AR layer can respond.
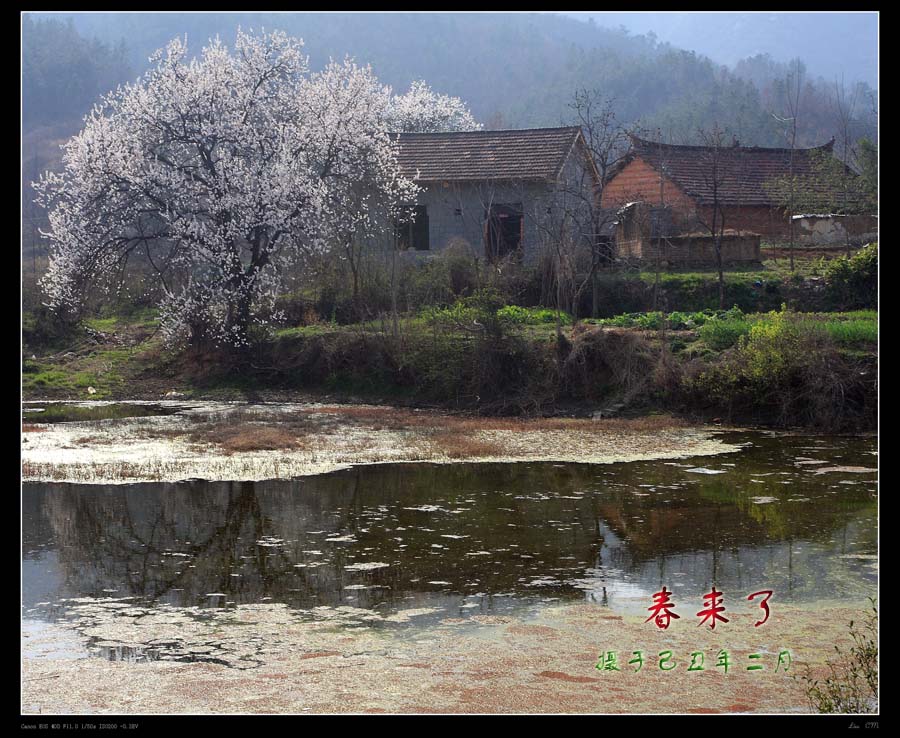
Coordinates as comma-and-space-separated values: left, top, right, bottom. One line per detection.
563, 12, 878, 90
25, 12, 877, 149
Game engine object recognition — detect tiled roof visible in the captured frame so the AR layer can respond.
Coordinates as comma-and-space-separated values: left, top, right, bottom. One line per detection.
629, 136, 838, 206
393, 127, 587, 182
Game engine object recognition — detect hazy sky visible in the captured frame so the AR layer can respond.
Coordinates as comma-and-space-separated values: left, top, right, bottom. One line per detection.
556, 11, 878, 87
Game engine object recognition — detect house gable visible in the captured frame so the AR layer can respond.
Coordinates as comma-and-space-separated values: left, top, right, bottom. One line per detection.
600, 156, 696, 212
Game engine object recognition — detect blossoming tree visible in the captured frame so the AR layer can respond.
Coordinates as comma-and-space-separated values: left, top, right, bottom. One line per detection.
384, 79, 482, 133
36, 31, 475, 348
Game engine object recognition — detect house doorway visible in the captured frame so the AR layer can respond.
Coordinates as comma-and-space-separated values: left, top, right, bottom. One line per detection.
485, 203, 523, 261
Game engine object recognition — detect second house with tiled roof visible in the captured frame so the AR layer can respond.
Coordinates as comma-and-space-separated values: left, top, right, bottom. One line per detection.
601, 135, 844, 242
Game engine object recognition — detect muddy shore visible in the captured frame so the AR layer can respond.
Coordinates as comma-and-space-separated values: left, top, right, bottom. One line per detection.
22, 401, 743, 485
22, 598, 871, 714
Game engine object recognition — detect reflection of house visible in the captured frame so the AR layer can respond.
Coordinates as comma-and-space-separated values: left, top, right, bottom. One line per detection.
602, 135, 839, 241
394, 127, 600, 262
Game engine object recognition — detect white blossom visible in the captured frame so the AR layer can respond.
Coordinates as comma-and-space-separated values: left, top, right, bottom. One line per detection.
384, 79, 482, 133
35, 30, 459, 348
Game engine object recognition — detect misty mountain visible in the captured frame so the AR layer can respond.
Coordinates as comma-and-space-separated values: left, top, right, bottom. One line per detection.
562, 12, 877, 89
25, 11, 877, 149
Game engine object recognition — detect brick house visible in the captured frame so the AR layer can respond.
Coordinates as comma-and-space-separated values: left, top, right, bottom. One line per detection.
393, 126, 601, 263
601, 135, 839, 241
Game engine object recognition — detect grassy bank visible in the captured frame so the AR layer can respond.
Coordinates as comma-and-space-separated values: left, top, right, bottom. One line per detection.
22, 245, 877, 429
582, 243, 877, 317
22, 296, 877, 432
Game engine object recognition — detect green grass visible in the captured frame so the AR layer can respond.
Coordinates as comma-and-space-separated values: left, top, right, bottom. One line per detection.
828, 310, 877, 322
586, 307, 742, 332
23, 297, 876, 410
22, 361, 127, 398
699, 316, 753, 350
82, 316, 121, 332
823, 320, 878, 344
271, 306, 876, 352
272, 324, 336, 340
577, 306, 879, 351
694, 309, 878, 351
798, 315, 878, 345
603, 247, 862, 291
496, 305, 573, 325
83, 306, 159, 333
23, 307, 166, 399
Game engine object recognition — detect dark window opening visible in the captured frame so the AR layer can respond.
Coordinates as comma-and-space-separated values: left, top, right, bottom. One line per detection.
484, 203, 523, 261
395, 205, 430, 251
595, 235, 615, 266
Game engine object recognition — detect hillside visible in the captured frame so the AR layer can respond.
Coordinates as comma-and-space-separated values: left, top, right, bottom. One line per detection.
27, 12, 877, 147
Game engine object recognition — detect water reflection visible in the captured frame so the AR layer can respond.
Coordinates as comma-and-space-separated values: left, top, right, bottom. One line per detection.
22, 432, 877, 622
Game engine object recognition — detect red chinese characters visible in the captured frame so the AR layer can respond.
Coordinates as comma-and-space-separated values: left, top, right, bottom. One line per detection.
645, 586, 681, 629
696, 587, 730, 629
644, 587, 774, 629
747, 590, 774, 627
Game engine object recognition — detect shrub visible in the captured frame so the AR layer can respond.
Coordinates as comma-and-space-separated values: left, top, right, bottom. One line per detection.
824, 243, 877, 310
22, 306, 81, 349
560, 326, 658, 404
380, 289, 545, 412
698, 307, 751, 350
665, 311, 693, 330
797, 598, 878, 713
275, 291, 321, 327
400, 241, 476, 310
689, 306, 874, 429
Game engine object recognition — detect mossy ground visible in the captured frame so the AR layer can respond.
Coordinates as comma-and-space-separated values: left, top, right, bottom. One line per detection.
21, 599, 876, 714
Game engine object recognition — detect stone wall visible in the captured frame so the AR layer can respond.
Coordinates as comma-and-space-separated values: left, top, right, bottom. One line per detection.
618, 232, 761, 267
614, 202, 761, 266
695, 205, 789, 241
792, 214, 878, 246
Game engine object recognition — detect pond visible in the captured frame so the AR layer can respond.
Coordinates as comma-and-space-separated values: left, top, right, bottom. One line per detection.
22, 430, 877, 652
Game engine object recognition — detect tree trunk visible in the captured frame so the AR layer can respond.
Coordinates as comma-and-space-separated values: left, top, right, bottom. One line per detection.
346, 240, 361, 322
390, 243, 399, 340
717, 247, 725, 310
789, 215, 795, 272
228, 290, 253, 346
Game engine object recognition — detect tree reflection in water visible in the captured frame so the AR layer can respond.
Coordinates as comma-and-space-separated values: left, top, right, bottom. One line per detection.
23, 432, 877, 619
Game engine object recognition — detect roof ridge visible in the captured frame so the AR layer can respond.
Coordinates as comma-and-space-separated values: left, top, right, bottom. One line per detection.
629, 134, 835, 154
394, 126, 582, 137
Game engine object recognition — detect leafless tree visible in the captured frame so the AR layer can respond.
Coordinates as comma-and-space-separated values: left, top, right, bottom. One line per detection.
772, 59, 804, 271
648, 128, 679, 311
830, 77, 862, 257
569, 89, 642, 316
528, 185, 593, 337
694, 124, 732, 310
